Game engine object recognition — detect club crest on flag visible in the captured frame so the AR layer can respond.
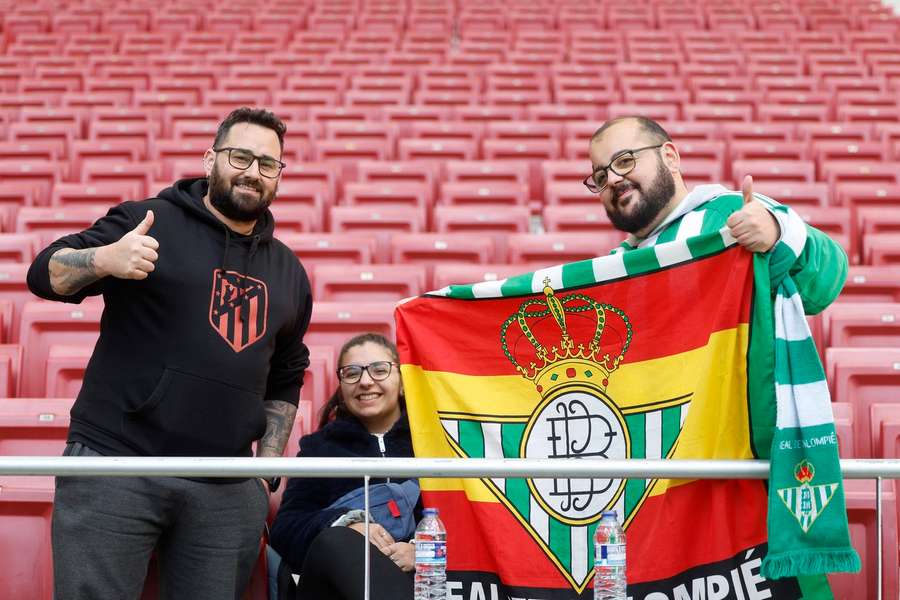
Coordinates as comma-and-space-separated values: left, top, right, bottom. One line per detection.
439, 279, 691, 592
776, 459, 839, 534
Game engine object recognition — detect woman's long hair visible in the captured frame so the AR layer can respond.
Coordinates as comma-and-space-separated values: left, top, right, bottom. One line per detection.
317, 332, 402, 430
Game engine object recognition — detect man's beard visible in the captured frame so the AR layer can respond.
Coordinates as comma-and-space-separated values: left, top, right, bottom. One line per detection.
605, 159, 675, 235
208, 165, 275, 223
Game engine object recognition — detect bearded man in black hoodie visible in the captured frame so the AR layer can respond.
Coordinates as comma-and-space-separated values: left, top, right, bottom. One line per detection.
27, 107, 313, 600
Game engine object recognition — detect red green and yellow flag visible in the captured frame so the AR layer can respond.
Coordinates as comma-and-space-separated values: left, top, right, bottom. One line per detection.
396, 232, 850, 600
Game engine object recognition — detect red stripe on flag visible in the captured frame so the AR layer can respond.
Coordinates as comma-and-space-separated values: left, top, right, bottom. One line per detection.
398, 247, 752, 376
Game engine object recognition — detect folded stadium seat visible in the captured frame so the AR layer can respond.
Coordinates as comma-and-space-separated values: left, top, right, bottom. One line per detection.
619, 90, 692, 118
356, 160, 441, 199
552, 72, 615, 97
381, 105, 453, 137
481, 139, 561, 200
433, 205, 530, 257
347, 74, 414, 97
164, 159, 207, 182
0, 140, 58, 163
728, 140, 810, 164
279, 162, 341, 210
14, 206, 106, 248
0, 93, 48, 113
732, 159, 816, 187
822, 162, 900, 199
683, 103, 756, 125
687, 75, 754, 95
205, 89, 274, 112
0, 234, 41, 264
132, 91, 197, 114
798, 122, 873, 146
483, 88, 552, 108
7, 121, 74, 162
607, 102, 679, 123
831, 401, 855, 458
444, 162, 531, 205
837, 105, 900, 127
397, 138, 479, 162
751, 182, 831, 210
431, 263, 528, 291
269, 204, 321, 235
344, 89, 412, 111
0, 477, 54, 600
791, 206, 853, 260
305, 302, 397, 363
834, 89, 897, 112
88, 120, 159, 161
690, 90, 757, 114
746, 60, 806, 80
542, 205, 621, 236
147, 77, 204, 105
527, 103, 605, 125
839, 266, 900, 303
543, 181, 598, 207
17, 107, 84, 134
324, 53, 380, 69
664, 121, 721, 142
278, 233, 376, 267
0, 343, 21, 397
706, 10, 756, 29
342, 182, 433, 219
680, 63, 737, 81
69, 138, 142, 176
753, 75, 818, 97
313, 137, 390, 181
161, 106, 221, 139
270, 90, 339, 118
149, 139, 209, 179
49, 181, 141, 209
216, 74, 281, 97
763, 89, 834, 113
390, 233, 496, 283
828, 480, 898, 600
863, 234, 900, 266
44, 344, 91, 398
330, 205, 426, 262
507, 232, 621, 267
454, 105, 526, 124
0, 262, 39, 343
19, 300, 102, 398
285, 398, 313, 458
57, 91, 117, 111
871, 403, 900, 460
312, 263, 426, 303
485, 121, 561, 144
756, 103, 831, 124
407, 121, 485, 150
324, 121, 399, 156
679, 158, 725, 188
877, 123, 900, 158
80, 161, 162, 198
825, 297, 900, 343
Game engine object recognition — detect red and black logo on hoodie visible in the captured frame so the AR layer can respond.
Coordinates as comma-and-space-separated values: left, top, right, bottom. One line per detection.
208, 269, 268, 352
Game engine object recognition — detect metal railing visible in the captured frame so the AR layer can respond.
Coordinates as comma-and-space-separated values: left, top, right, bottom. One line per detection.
2, 456, 899, 600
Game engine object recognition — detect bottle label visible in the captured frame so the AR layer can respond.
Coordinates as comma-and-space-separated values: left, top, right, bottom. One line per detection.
596, 543, 626, 567
415, 540, 447, 565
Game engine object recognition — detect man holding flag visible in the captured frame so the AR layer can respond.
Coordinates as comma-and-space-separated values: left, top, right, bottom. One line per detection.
396, 116, 858, 599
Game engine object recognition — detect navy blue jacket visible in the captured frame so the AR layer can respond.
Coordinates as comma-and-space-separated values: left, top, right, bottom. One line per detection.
270, 413, 416, 572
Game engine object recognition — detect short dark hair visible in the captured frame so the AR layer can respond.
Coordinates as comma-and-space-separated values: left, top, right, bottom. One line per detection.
590, 116, 672, 145
213, 107, 287, 152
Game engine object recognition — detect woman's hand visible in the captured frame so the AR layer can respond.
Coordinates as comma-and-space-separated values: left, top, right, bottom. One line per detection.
348, 522, 395, 554
386, 541, 416, 572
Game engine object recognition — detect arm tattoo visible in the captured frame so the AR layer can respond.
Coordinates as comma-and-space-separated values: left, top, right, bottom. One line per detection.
49, 248, 101, 295
258, 399, 297, 458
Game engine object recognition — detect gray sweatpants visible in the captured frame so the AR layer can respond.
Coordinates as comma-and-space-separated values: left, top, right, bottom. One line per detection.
52, 443, 269, 600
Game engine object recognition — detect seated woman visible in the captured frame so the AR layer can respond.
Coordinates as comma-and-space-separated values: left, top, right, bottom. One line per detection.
270, 333, 417, 600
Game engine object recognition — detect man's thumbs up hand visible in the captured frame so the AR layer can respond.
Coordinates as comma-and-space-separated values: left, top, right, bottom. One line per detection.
726, 175, 780, 253
94, 210, 160, 280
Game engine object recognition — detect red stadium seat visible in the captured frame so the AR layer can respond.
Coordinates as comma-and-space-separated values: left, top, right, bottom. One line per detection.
831, 402, 855, 458
278, 233, 376, 267
312, 264, 426, 302
0, 161, 63, 206
543, 182, 598, 206
752, 182, 830, 209
719, 122, 796, 144
312, 139, 391, 181
793, 207, 852, 260
306, 302, 396, 361
839, 266, 900, 303
0, 478, 54, 600
19, 301, 102, 398
50, 181, 140, 208
543, 205, 619, 235
825, 303, 900, 348
507, 233, 619, 267
329, 206, 426, 262
390, 233, 496, 282
445, 161, 530, 194
342, 182, 432, 212
0, 262, 41, 343
44, 344, 91, 398
826, 347, 900, 458
397, 138, 478, 162
864, 234, 900, 266
732, 160, 816, 185
80, 161, 163, 198
299, 346, 333, 434
269, 204, 320, 235
431, 263, 528, 291
438, 181, 529, 207
728, 141, 809, 163
871, 403, 900, 460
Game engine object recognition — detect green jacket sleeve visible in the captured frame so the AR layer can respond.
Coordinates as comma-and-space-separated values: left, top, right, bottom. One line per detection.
768, 223, 848, 316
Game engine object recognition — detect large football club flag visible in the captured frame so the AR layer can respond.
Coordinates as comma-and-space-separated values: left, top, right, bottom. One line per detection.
396, 228, 858, 600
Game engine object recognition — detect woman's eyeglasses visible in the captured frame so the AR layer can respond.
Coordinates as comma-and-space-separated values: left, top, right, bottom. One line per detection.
337, 361, 398, 384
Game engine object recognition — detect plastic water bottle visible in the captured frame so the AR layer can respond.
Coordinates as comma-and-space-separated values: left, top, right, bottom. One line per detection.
414, 507, 447, 600
594, 510, 626, 600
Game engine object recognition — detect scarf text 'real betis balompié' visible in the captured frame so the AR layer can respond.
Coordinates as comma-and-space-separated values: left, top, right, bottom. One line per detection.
396, 226, 858, 600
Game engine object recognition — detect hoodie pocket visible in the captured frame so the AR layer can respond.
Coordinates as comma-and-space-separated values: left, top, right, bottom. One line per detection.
124, 368, 266, 456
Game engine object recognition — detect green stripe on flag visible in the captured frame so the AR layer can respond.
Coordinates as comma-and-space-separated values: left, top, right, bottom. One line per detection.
549, 517, 572, 573
501, 423, 525, 458
662, 407, 682, 452
625, 413, 647, 512
505, 478, 531, 522
458, 421, 485, 458
562, 259, 595, 288
774, 338, 826, 385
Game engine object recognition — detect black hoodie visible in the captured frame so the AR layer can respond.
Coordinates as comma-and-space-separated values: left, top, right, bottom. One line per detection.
27, 178, 313, 458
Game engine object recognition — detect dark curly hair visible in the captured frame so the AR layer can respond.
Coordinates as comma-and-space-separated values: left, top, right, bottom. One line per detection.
213, 107, 287, 152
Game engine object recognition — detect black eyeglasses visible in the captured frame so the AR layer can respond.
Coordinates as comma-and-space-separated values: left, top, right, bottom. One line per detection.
583, 144, 665, 194
337, 361, 398, 384
213, 147, 286, 179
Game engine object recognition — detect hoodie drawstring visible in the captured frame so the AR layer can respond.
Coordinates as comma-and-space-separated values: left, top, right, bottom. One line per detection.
239, 234, 261, 326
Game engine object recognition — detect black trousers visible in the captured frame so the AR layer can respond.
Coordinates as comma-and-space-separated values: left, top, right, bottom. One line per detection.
297, 526, 414, 600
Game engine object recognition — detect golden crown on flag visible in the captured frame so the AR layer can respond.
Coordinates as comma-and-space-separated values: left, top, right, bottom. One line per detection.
501, 278, 632, 394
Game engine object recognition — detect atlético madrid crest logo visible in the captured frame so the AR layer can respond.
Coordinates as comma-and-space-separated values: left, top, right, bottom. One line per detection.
439, 279, 691, 593
208, 269, 268, 353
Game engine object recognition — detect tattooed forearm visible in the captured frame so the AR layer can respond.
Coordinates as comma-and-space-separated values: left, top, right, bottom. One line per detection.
258, 399, 297, 458
49, 248, 102, 295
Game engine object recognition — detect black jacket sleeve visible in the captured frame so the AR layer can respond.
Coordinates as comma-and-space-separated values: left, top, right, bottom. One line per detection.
269, 438, 347, 572
265, 264, 312, 405
26, 202, 141, 303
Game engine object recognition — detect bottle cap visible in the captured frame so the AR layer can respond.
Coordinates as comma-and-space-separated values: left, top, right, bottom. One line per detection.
601, 510, 618, 518
424, 507, 440, 515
